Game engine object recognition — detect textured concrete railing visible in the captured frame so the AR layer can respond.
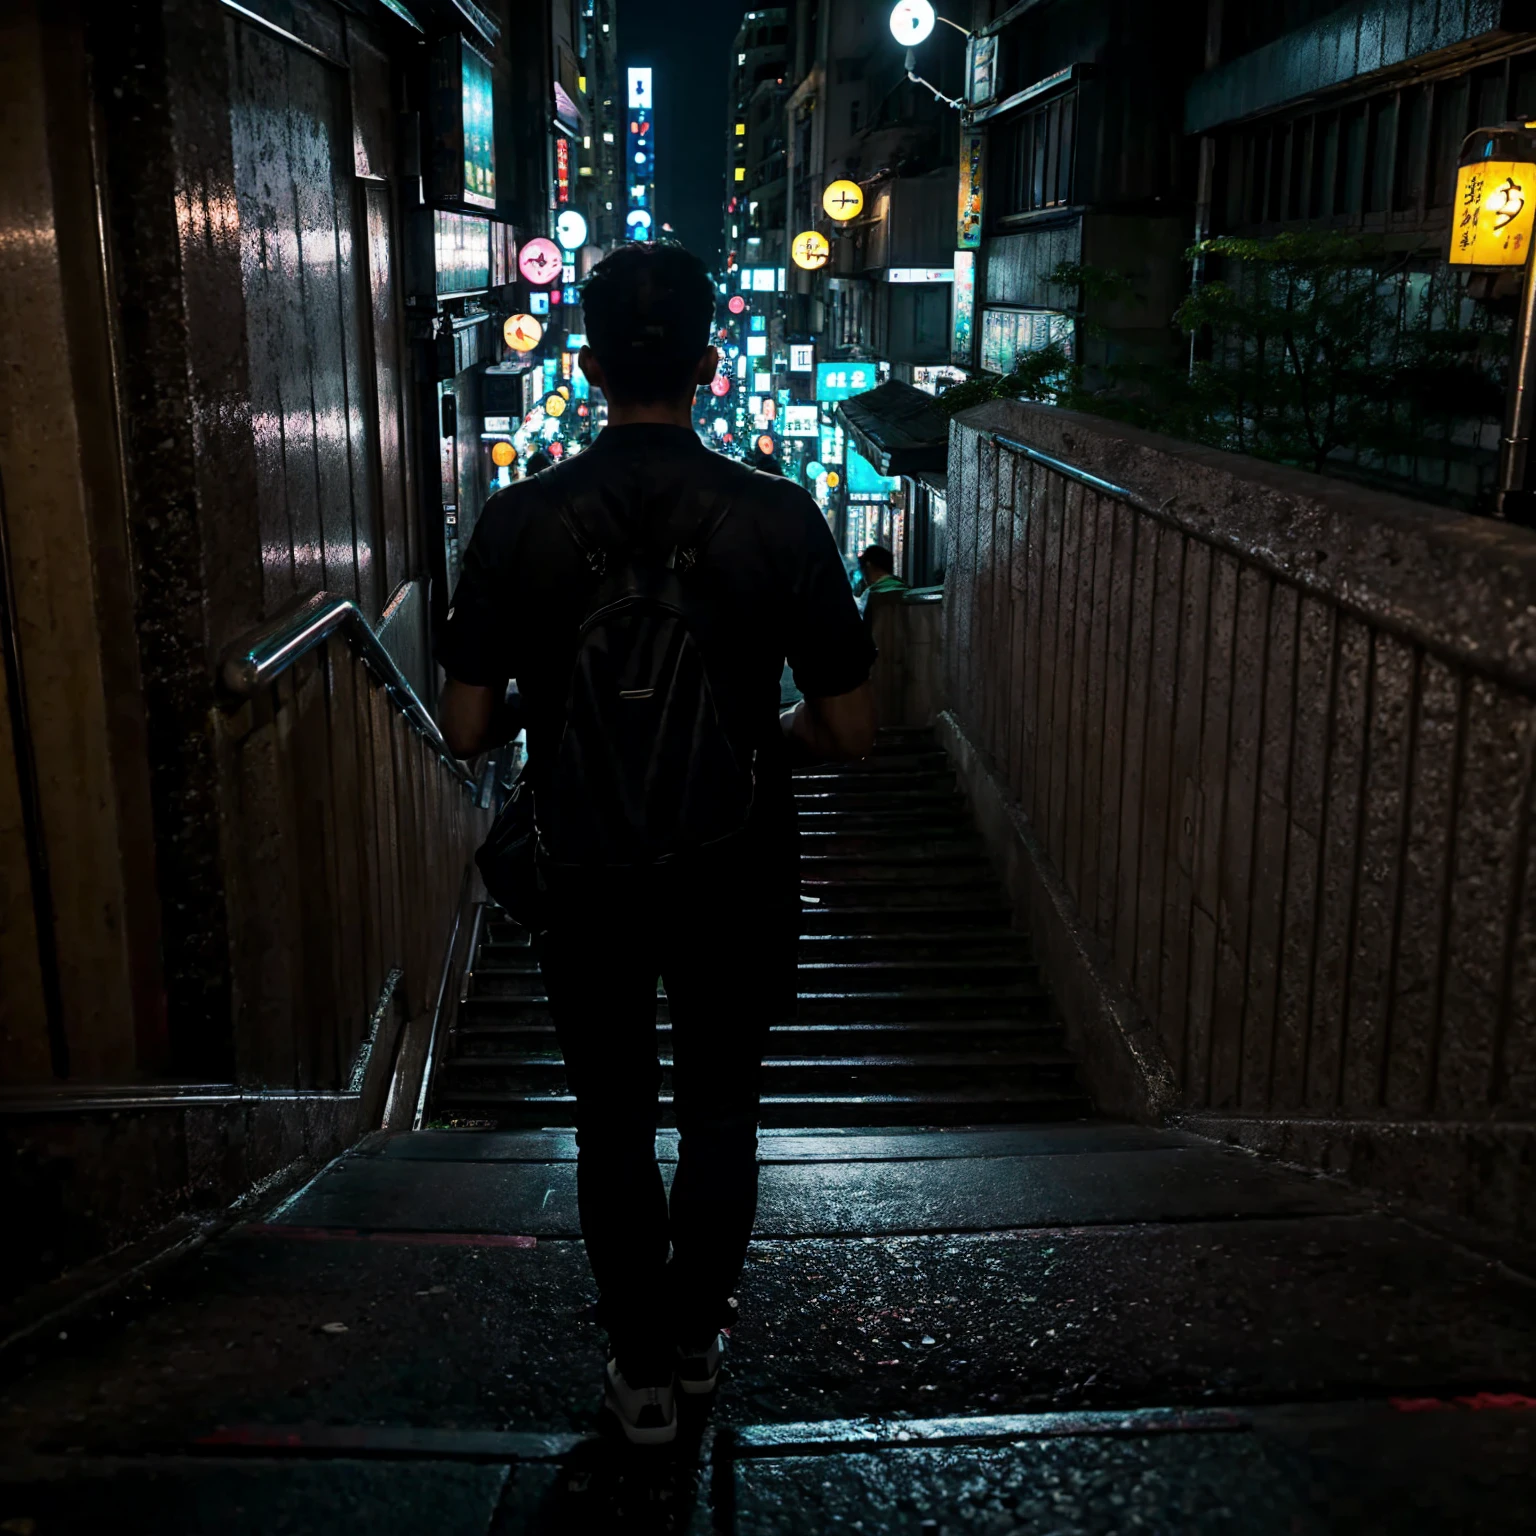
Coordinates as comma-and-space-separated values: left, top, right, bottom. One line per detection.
943, 399, 1536, 1236
869, 588, 944, 728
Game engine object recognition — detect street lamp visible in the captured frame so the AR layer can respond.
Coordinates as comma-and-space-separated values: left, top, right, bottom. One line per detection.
888, 2, 968, 112
1451, 125, 1536, 520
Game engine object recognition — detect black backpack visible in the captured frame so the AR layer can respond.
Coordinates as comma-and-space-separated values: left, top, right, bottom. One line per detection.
535, 483, 756, 868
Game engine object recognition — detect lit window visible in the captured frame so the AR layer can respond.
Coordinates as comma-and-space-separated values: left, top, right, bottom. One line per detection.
738, 52, 745, 64
583, 136, 592, 149
734, 168, 746, 182
602, 22, 609, 31
732, 224, 739, 237
736, 123, 746, 136
603, 131, 614, 143
578, 76, 587, 92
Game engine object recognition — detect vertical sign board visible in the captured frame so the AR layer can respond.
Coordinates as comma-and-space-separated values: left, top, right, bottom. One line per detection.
627, 68, 654, 239
958, 132, 984, 249
431, 34, 496, 210
967, 34, 998, 109
952, 251, 976, 367
461, 41, 496, 208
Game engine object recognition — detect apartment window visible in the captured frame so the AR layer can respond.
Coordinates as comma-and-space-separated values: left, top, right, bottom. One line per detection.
850, 98, 861, 135
735, 167, 746, 182
992, 89, 1075, 221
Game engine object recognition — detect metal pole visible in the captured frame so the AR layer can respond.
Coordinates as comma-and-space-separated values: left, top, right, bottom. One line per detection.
1498, 242, 1536, 522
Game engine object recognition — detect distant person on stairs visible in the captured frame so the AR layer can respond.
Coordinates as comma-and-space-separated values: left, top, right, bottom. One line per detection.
435, 243, 877, 1446
855, 544, 907, 617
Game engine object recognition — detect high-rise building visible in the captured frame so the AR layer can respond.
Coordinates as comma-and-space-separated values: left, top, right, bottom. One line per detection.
586, 0, 624, 250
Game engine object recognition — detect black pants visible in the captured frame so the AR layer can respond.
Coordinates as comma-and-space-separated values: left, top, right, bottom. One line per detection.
538, 839, 795, 1382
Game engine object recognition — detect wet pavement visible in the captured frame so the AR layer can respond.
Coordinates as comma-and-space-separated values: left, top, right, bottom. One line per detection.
1, 1123, 1534, 1531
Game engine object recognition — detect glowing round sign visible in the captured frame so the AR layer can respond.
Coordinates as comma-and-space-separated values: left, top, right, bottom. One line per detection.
545, 393, 567, 418
889, 0, 937, 46
555, 210, 589, 251
792, 230, 832, 270
626, 209, 654, 236
710, 373, 731, 398
727, 295, 747, 315
490, 441, 517, 468
548, 441, 564, 460
806, 461, 826, 481
503, 313, 543, 352
756, 434, 776, 457
519, 237, 563, 286
826, 470, 841, 488
822, 179, 865, 221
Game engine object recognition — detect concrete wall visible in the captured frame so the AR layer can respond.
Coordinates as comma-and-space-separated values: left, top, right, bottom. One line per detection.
942, 397, 1536, 1242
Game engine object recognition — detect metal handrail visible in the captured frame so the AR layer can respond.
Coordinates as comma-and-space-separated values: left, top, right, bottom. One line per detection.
219, 590, 476, 792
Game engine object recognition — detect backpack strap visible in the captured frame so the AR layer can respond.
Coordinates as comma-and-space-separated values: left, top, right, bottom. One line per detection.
536, 465, 733, 578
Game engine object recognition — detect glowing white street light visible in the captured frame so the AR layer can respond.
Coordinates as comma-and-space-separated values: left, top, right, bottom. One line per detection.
890, 0, 936, 46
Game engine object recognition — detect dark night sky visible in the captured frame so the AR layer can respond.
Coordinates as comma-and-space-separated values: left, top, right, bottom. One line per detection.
618, 0, 752, 267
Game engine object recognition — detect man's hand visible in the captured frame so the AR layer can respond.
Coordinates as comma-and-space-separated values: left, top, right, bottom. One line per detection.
782, 679, 876, 762
438, 678, 510, 759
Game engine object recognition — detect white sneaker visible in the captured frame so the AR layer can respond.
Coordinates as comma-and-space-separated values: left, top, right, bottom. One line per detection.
675, 1332, 725, 1396
603, 1358, 677, 1445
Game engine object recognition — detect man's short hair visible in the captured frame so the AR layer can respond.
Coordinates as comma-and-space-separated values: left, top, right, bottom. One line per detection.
581, 244, 715, 404
859, 545, 895, 574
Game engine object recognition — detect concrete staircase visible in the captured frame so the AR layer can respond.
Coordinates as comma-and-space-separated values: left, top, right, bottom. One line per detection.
431, 727, 1090, 1127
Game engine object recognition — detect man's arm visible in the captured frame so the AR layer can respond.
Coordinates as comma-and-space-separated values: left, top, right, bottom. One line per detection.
438, 677, 512, 759
781, 679, 876, 762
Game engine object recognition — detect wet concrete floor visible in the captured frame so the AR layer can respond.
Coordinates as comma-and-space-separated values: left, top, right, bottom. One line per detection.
1, 1123, 1533, 1531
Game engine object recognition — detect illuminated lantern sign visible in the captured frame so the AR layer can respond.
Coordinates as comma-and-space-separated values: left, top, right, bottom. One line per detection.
1450, 129, 1536, 267
792, 230, 831, 270
756, 433, 777, 457
519, 237, 563, 285
890, 0, 937, 46
503, 313, 543, 352
822, 179, 865, 221
727, 294, 747, 315
555, 209, 589, 251
710, 373, 731, 397
490, 441, 517, 467
545, 393, 567, 418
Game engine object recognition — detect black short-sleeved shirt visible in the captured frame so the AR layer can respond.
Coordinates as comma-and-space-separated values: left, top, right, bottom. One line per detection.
437, 424, 875, 808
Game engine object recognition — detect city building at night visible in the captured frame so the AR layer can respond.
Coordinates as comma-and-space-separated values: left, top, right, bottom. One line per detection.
3, 0, 1536, 1524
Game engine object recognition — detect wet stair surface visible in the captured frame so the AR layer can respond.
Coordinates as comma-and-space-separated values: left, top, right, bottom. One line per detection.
432, 727, 1091, 1128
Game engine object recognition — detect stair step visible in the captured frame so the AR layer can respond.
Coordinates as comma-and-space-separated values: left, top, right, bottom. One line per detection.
794, 751, 951, 775
800, 879, 1003, 906
469, 958, 1038, 999
797, 904, 1012, 933
794, 771, 953, 793
796, 835, 985, 860
440, 1055, 1079, 1100
450, 1018, 1066, 1057
459, 986, 1052, 1026
431, 1088, 1095, 1129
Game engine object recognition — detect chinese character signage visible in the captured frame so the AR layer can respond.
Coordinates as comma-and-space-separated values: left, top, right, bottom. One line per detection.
816, 362, 877, 401
790, 344, 814, 372
1450, 154, 1536, 267
628, 68, 652, 109
952, 251, 975, 366
958, 133, 984, 248
783, 405, 819, 437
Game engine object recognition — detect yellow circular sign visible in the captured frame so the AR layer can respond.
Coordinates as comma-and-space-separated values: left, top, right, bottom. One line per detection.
792, 229, 831, 270
545, 393, 566, 418
490, 441, 517, 467
825, 470, 841, 488
822, 180, 864, 221
503, 313, 543, 352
